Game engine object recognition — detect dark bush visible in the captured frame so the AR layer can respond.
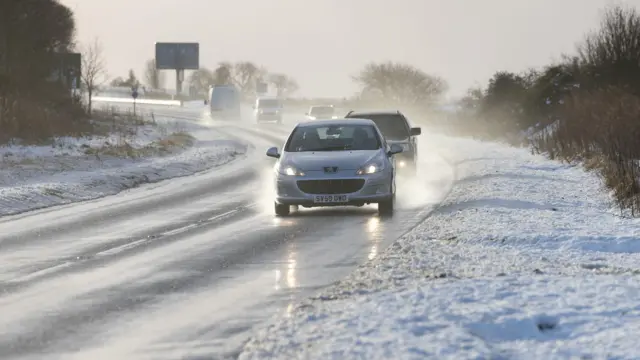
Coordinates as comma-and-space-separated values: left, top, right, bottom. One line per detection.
0, 0, 91, 144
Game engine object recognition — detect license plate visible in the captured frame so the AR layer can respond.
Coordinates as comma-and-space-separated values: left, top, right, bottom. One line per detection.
313, 195, 348, 203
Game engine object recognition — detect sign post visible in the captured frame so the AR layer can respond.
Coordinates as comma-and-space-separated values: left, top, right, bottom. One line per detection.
155, 42, 199, 100
132, 87, 139, 116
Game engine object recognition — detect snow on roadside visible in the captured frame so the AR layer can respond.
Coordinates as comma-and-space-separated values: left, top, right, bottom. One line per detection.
0, 117, 246, 217
240, 135, 640, 360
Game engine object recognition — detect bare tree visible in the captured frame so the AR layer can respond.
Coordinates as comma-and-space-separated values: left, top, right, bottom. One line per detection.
188, 68, 215, 95
353, 62, 447, 106
110, 69, 139, 88
268, 73, 299, 97
233, 61, 264, 95
577, 4, 640, 91
144, 59, 164, 90
80, 37, 107, 114
214, 62, 234, 85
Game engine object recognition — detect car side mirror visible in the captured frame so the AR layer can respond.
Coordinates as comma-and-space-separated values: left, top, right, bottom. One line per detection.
388, 144, 403, 156
411, 127, 422, 136
266, 146, 280, 158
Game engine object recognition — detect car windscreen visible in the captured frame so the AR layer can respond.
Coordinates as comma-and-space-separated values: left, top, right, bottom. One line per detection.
285, 124, 381, 152
310, 106, 334, 116
257, 99, 280, 108
355, 114, 410, 140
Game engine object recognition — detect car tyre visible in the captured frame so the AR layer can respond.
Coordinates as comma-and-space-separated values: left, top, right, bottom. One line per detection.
274, 202, 290, 216
378, 197, 394, 216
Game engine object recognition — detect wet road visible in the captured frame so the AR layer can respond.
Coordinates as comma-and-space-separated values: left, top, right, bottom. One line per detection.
0, 104, 455, 359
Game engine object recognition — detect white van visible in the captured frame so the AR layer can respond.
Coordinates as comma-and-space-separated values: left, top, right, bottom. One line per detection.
206, 84, 241, 120
253, 97, 283, 123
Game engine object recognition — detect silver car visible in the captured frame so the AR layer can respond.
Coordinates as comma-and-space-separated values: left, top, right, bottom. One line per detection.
253, 97, 283, 123
266, 118, 404, 216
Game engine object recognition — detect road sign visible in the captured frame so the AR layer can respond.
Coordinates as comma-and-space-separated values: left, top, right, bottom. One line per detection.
132, 89, 138, 99
155, 42, 199, 70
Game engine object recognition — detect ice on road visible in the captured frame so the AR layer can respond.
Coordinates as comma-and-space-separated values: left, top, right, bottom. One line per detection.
240, 136, 640, 359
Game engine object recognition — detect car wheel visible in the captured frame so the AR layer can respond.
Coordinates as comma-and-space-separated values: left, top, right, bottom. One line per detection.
274, 202, 290, 216
378, 198, 394, 215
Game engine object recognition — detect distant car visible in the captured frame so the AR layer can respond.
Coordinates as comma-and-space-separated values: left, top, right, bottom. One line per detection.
345, 110, 421, 176
206, 84, 241, 120
253, 97, 283, 123
266, 118, 404, 216
305, 105, 336, 120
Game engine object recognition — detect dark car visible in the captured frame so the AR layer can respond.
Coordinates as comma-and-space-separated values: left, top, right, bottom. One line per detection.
345, 110, 421, 176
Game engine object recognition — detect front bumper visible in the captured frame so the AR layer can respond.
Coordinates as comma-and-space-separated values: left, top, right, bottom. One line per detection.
274, 169, 393, 206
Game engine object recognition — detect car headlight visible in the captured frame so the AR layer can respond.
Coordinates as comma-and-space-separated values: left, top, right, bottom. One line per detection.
356, 160, 384, 175
278, 164, 305, 176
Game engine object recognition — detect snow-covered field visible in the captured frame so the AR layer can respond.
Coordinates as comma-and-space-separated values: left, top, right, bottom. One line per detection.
240, 135, 640, 359
0, 115, 245, 217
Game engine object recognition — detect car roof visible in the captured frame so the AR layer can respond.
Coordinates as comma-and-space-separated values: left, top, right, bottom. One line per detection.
296, 118, 375, 127
346, 109, 402, 116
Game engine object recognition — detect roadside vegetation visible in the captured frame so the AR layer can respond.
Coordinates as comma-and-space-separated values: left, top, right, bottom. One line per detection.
446, 4, 640, 215
0, 1, 195, 159
0, 1, 84, 143
86, 106, 193, 159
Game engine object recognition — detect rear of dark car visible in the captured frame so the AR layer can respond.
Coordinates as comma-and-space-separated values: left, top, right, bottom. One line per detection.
345, 111, 421, 175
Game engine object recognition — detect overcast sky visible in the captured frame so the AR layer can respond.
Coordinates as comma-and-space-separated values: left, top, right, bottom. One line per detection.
59, 0, 632, 98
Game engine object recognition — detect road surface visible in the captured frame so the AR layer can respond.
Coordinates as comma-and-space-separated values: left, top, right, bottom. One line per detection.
0, 103, 455, 359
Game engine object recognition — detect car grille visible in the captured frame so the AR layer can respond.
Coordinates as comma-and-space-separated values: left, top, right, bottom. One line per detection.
296, 179, 365, 194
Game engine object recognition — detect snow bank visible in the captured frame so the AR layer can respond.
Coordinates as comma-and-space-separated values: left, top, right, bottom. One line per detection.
0, 120, 245, 217
240, 136, 640, 359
